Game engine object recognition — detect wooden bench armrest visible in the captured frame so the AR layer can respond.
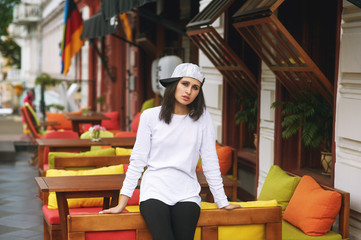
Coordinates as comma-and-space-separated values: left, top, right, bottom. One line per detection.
54, 155, 130, 169
68, 206, 282, 240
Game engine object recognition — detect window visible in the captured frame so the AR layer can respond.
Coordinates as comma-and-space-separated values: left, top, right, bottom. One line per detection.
232, 0, 340, 186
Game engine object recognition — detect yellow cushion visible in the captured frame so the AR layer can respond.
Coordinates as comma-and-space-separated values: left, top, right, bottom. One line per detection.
115, 147, 133, 156
46, 164, 124, 209
200, 200, 277, 209
125, 205, 140, 212
196, 200, 277, 240
48, 148, 115, 169
123, 200, 276, 240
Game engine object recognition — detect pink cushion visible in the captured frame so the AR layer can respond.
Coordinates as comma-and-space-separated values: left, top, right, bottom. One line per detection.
102, 111, 120, 130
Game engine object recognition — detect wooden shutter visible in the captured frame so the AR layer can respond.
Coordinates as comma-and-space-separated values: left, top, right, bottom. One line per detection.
232, 0, 333, 104
186, 0, 258, 96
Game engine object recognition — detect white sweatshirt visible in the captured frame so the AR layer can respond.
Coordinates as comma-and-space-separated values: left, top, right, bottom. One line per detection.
120, 106, 229, 208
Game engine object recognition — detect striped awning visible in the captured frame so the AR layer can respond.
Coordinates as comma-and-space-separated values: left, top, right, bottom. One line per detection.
81, 12, 118, 40
101, 0, 157, 20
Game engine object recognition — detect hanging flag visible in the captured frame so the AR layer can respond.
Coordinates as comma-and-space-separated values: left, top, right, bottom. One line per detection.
119, 13, 132, 42
60, 0, 84, 75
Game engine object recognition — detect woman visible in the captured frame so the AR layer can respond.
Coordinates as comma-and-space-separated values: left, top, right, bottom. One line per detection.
102, 63, 240, 240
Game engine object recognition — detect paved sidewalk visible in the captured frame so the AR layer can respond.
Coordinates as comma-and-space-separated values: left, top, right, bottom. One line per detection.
0, 115, 43, 239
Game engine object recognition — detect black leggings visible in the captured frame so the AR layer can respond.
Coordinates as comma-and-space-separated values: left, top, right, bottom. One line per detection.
140, 199, 201, 240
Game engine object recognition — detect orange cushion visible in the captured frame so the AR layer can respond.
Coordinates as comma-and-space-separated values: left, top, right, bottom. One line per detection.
283, 175, 342, 236
115, 131, 137, 138
46, 112, 78, 130
102, 111, 120, 130
197, 143, 232, 175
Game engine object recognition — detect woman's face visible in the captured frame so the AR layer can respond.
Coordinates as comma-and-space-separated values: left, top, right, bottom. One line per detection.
174, 77, 201, 106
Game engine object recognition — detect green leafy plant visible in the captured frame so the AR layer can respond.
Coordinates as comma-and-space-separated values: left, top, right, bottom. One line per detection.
35, 73, 61, 120
235, 91, 258, 133
271, 90, 333, 152
46, 104, 64, 112
35, 73, 60, 86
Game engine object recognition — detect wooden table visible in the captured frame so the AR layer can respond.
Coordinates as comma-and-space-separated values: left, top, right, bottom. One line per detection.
36, 137, 136, 176
63, 113, 110, 136
197, 171, 239, 202
35, 174, 124, 240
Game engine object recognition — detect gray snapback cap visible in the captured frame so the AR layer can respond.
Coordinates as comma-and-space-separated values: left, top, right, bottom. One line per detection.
159, 63, 205, 87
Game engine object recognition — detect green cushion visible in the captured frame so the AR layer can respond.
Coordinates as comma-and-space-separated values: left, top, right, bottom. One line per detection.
257, 165, 301, 213
48, 148, 115, 169
282, 221, 342, 240
140, 98, 155, 113
80, 130, 114, 139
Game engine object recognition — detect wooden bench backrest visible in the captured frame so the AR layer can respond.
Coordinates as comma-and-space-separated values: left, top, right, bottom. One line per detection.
53, 155, 130, 169
286, 171, 350, 239
67, 206, 282, 240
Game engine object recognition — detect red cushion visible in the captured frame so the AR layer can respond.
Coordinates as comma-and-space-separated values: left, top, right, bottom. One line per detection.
102, 111, 120, 130
42, 205, 103, 225
128, 189, 140, 205
43, 205, 135, 240
43, 130, 79, 164
115, 131, 137, 138
86, 231, 135, 240
131, 112, 140, 133
123, 164, 129, 173
83, 123, 92, 131
43, 163, 49, 172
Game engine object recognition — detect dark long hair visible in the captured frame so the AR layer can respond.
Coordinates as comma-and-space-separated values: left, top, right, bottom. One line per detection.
159, 80, 206, 124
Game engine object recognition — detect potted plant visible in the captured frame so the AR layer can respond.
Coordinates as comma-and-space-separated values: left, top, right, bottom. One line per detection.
235, 91, 258, 149
271, 90, 333, 174
35, 73, 60, 119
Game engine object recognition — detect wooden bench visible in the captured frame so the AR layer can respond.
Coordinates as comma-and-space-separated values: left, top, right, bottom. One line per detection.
67, 206, 282, 240
42, 155, 131, 240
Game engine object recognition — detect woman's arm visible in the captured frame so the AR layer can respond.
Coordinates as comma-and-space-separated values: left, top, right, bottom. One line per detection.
100, 195, 130, 214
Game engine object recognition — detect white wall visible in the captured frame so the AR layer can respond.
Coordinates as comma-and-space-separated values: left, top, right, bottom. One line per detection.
199, 0, 224, 142
257, 62, 276, 197
335, 2, 361, 239
41, 1, 66, 77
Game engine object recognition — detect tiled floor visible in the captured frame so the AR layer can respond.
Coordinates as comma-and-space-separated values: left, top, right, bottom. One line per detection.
0, 151, 43, 240
0, 115, 43, 240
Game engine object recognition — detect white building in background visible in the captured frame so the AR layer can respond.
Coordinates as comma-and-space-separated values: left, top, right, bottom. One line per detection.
9, 0, 90, 113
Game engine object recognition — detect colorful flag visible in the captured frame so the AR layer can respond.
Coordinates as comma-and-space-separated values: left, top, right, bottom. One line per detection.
119, 13, 132, 42
61, 0, 84, 75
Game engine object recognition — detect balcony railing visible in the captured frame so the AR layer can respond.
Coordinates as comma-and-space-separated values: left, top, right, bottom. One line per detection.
13, 3, 41, 25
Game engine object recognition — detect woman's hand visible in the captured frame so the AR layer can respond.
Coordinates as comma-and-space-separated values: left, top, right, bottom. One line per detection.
99, 195, 129, 214
222, 203, 241, 210
100, 205, 124, 214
